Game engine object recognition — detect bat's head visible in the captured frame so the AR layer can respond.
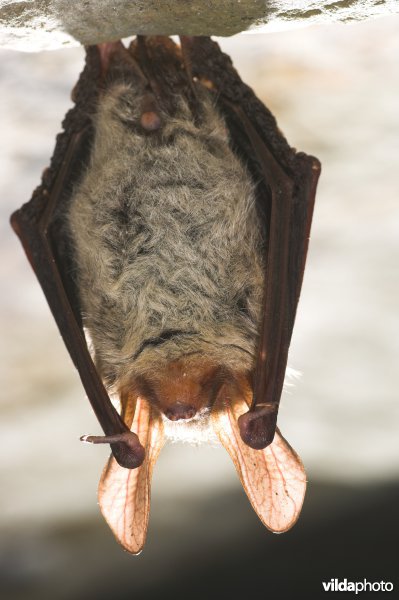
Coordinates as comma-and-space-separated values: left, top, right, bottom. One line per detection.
123, 350, 280, 450
133, 355, 226, 423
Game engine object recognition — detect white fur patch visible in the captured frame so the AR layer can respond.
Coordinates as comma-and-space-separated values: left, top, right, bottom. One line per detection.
162, 408, 219, 445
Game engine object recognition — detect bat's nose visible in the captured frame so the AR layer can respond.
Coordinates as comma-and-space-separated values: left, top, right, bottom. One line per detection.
164, 402, 197, 421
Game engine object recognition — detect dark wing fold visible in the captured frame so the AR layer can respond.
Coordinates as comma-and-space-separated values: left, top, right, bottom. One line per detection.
11, 45, 145, 469
181, 37, 321, 448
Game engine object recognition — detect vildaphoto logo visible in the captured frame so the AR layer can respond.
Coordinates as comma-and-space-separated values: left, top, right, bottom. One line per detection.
322, 579, 394, 594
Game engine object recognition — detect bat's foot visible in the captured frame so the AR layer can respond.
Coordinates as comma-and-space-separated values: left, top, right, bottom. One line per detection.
237, 405, 277, 450
80, 431, 145, 469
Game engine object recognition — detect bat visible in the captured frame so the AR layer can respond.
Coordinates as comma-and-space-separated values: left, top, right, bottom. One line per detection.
11, 36, 321, 553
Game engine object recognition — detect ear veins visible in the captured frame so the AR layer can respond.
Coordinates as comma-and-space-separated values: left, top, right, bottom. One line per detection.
98, 396, 165, 554
211, 391, 307, 532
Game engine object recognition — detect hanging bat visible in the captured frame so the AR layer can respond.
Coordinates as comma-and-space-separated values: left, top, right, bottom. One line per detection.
11, 36, 320, 553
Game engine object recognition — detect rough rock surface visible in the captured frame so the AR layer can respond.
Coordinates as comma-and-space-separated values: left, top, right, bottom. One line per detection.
0, 0, 398, 51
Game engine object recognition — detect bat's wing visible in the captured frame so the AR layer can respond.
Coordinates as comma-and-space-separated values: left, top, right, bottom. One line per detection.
99, 396, 165, 554
211, 394, 306, 532
10, 44, 150, 469
181, 37, 321, 449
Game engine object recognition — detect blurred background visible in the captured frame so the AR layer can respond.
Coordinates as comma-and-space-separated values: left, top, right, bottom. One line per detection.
1, 16, 398, 599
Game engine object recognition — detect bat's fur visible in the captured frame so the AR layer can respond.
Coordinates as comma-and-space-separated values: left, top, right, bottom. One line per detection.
68, 82, 265, 392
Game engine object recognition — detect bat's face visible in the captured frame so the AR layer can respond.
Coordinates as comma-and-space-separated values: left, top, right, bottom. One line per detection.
133, 357, 226, 422
127, 357, 254, 447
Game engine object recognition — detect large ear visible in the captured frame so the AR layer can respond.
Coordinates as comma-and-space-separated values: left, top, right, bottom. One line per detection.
98, 396, 164, 554
211, 392, 306, 532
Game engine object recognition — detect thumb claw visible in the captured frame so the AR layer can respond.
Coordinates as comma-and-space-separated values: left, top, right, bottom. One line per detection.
80, 431, 145, 469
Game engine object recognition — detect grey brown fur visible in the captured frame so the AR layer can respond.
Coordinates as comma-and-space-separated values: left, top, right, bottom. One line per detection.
68, 82, 265, 391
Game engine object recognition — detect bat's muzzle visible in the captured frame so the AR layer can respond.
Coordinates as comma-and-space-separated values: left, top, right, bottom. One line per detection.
164, 402, 197, 421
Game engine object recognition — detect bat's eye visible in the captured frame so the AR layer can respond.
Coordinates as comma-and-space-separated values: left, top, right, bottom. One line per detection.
164, 402, 197, 421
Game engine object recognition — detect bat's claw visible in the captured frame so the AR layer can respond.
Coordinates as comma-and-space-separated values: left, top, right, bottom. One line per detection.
80, 434, 96, 443
80, 431, 145, 469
